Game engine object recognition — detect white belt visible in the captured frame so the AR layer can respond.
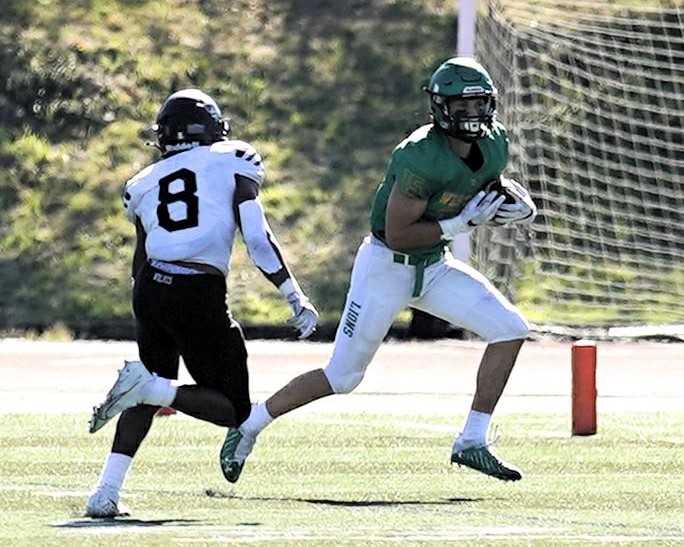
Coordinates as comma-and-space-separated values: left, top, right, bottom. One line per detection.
149, 259, 202, 275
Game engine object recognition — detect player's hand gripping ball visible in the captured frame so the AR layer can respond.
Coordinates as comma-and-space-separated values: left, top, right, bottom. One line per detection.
485, 176, 517, 204
485, 176, 537, 225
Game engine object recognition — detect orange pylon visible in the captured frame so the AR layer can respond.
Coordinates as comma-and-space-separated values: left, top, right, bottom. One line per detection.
572, 340, 597, 436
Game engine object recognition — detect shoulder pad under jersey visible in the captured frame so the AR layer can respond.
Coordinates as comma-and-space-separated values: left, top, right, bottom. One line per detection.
210, 140, 265, 185
122, 163, 156, 223
394, 125, 446, 178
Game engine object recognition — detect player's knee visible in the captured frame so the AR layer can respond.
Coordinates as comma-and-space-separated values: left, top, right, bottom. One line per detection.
507, 314, 530, 340
486, 310, 530, 343
324, 367, 364, 394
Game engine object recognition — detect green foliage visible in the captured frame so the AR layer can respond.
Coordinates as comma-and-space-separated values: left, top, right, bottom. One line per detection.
0, 0, 456, 332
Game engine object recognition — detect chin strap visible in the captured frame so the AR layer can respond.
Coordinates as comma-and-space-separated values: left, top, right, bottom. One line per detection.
144, 140, 163, 152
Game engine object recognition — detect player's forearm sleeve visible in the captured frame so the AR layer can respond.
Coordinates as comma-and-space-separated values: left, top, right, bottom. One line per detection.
238, 198, 292, 288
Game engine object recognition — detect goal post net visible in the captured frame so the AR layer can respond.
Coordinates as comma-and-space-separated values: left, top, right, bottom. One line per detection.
473, 0, 684, 335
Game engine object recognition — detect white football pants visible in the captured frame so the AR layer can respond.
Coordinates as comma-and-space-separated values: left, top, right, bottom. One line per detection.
323, 235, 530, 394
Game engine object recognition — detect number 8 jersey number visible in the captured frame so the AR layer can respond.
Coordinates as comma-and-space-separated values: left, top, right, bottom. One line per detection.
122, 141, 266, 275
156, 168, 199, 232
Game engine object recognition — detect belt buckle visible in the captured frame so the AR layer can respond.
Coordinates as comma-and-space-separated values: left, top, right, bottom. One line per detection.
398, 253, 410, 266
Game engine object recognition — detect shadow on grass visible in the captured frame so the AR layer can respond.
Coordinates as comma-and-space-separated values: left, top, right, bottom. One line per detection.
206, 489, 487, 507
294, 497, 486, 507
51, 518, 202, 529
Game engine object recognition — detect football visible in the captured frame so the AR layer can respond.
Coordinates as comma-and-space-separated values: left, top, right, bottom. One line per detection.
484, 176, 517, 204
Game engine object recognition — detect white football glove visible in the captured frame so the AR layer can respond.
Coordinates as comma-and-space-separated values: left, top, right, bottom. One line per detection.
492, 178, 537, 225
286, 292, 319, 339
438, 190, 505, 241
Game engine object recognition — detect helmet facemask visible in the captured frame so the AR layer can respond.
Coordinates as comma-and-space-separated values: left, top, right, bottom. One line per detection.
424, 57, 498, 142
428, 91, 497, 142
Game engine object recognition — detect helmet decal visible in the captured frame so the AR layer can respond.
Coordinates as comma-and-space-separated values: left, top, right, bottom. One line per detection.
462, 85, 487, 95
153, 89, 230, 154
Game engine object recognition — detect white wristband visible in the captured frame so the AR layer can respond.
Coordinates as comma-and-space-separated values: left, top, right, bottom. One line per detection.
278, 277, 306, 300
438, 216, 469, 241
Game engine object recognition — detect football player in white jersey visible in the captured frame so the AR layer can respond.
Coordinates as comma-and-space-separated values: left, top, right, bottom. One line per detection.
84, 89, 318, 518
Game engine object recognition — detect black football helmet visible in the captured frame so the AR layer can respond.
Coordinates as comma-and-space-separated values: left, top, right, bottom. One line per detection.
153, 89, 230, 153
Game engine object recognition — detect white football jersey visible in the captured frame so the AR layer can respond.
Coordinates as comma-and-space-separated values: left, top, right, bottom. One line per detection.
123, 140, 264, 275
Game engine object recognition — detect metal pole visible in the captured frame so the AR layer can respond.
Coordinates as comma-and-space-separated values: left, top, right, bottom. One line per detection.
452, 0, 478, 263
457, 0, 477, 57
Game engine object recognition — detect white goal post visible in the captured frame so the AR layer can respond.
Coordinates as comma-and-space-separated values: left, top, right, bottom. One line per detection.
469, 0, 683, 337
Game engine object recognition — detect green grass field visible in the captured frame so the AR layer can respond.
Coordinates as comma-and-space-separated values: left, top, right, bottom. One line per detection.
2, 412, 683, 546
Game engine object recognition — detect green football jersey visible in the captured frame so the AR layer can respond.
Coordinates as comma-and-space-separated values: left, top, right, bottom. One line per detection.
370, 121, 509, 258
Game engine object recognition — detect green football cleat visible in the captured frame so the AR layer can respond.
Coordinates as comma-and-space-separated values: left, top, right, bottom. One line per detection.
451, 445, 522, 481
220, 428, 256, 483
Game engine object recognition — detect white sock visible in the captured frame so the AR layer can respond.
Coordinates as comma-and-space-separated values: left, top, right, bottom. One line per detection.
96, 453, 133, 493
141, 375, 177, 407
459, 410, 492, 445
240, 402, 273, 435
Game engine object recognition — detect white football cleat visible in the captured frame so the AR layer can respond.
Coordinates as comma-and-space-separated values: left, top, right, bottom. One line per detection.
89, 361, 152, 434
85, 485, 128, 518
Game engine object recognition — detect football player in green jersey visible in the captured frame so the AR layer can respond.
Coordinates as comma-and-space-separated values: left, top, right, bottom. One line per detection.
220, 58, 537, 483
